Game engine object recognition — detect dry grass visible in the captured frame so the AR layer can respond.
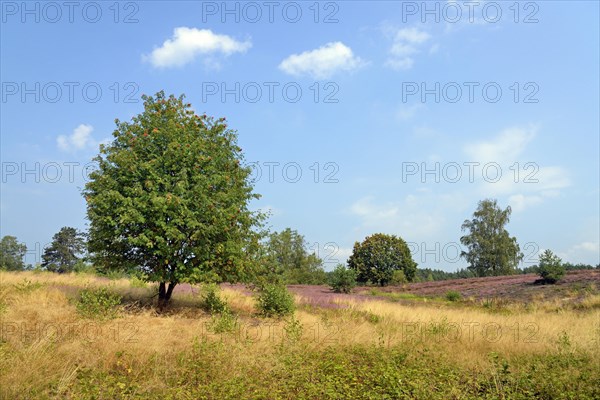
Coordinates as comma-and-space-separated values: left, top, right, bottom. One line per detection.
1, 270, 599, 398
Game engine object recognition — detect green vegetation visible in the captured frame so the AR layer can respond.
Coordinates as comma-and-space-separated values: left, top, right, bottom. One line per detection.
538, 249, 566, 284
445, 290, 462, 302
42, 227, 86, 273
83, 91, 265, 306
76, 286, 122, 320
460, 199, 523, 277
262, 228, 327, 285
256, 283, 295, 317
0, 235, 27, 271
328, 264, 357, 293
348, 233, 417, 286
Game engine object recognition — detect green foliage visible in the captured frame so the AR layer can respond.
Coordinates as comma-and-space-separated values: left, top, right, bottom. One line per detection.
0, 235, 27, 271
445, 290, 462, 302
261, 228, 327, 285
256, 284, 295, 317
129, 274, 148, 288
209, 309, 239, 334
460, 199, 523, 277
200, 284, 229, 314
538, 249, 565, 284
12, 279, 44, 293
348, 233, 417, 286
328, 264, 357, 293
390, 270, 408, 285
42, 227, 86, 273
76, 287, 122, 320
84, 91, 265, 305
284, 315, 303, 342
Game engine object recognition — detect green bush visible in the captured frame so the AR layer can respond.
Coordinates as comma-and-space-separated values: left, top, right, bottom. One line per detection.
539, 264, 566, 284
256, 284, 295, 317
445, 290, 462, 302
537, 249, 565, 284
76, 287, 122, 320
200, 284, 229, 314
209, 309, 239, 334
328, 264, 357, 294
390, 270, 408, 285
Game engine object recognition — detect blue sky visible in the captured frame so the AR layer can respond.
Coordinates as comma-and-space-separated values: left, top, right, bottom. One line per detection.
1, 0, 599, 271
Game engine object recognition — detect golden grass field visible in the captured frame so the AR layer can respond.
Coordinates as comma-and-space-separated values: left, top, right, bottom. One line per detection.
1, 271, 599, 399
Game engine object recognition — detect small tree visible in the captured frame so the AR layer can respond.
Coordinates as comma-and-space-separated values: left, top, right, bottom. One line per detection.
460, 199, 523, 277
329, 264, 357, 293
0, 236, 27, 271
42, 227, 86, 273
84, 91, 264, 308
348, 233, 417, 286
538, 249, 565, 284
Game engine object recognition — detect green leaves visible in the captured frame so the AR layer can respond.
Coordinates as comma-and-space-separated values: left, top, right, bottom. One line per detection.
42, 227, 86, 273
84, 91, 265, 300
460, 199, 523, 277
348, 233, 417, 286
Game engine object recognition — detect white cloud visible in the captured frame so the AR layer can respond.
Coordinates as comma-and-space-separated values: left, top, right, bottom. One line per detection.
348, 196, 441, 238
507, 194, 543, 212
573, 241, 600, 252
279, 42, 364, 79
463, 125, 537, 164
57, 124, 97, 152
396, 103, 423, 121
385, 27, 431, 70
145, 27, 251, 68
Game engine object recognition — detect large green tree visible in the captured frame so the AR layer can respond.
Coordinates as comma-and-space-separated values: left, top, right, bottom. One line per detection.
263, 228, 326, 284
0, 235, 27, 271
42, 227, 86, 273
460, 199, 523, 277
348, 233, 417, 286
84, 91, 264, 307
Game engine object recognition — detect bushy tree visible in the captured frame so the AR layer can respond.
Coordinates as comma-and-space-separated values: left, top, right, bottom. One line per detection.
84, 91, 265, 307
348, 233, 417, 286
262, 228, 326, 284
328, 264, 357, 293
42, 227, 86, 273
538, 249, 565, 284
0, 235, 27, 271
460, 199, 523, 277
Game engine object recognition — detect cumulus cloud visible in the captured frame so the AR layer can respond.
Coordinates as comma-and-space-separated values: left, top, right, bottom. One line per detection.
279, 42, 364, 79
57, 124, 97, 152
385, 27, 431, 70
145, 27, 251, 68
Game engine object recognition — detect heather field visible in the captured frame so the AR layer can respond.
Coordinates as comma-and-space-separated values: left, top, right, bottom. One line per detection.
1, 270, 599, 399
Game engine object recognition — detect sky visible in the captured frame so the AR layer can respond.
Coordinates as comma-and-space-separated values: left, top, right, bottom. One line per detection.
1, 0, 599, 272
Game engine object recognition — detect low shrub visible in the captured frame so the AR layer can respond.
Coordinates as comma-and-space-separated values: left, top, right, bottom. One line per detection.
256, 284, 295, 317
328, 264, 357, 294
76, 286, 122, 319
200, 283, 229, 314
445, 290, 462, 302
539, 264, 566, 284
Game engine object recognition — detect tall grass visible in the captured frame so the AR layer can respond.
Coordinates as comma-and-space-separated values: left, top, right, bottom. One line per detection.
1, 271, 598, 399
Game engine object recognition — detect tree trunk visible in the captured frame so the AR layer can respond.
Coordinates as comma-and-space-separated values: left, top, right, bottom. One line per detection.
158, 281, 177, 311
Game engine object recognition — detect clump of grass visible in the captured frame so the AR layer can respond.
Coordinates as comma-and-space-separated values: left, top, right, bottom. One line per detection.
76, 286, 122, 320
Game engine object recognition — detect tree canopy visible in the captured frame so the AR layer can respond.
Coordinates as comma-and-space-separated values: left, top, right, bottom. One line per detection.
0, 235, 27, 271
348, 233, 417, 286
84, 91, 264, 306
460, 199, 523, 277
262, 228, 326, 285
42, 227, 86, 273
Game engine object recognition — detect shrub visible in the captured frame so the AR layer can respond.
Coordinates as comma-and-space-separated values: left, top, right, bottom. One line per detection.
200, 284, 229, 314
76, 287, 122, 319
329, 264, 357, 293
445, 290, 462, 302
256, 284, 295, 317
209, 309, 239, 334
538, 249, 565, 284
390, 270, 408, 285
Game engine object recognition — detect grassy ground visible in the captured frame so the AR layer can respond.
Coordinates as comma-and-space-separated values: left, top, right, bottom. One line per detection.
1, 271, 599, 399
